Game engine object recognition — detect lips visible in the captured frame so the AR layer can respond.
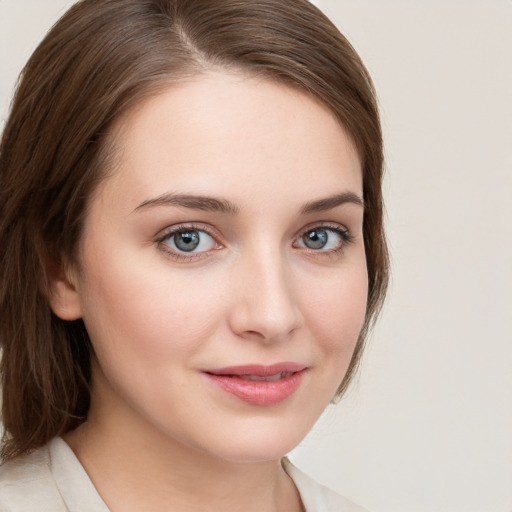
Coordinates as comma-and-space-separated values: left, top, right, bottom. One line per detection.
203, 363, 307, 406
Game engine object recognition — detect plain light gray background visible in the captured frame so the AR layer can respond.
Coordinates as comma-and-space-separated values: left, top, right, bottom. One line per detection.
1, 2, 511, 512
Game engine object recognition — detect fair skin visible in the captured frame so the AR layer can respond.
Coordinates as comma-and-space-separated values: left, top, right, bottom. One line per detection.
51, 71, 367, 512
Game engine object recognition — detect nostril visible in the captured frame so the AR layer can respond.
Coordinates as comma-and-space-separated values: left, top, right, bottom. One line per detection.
243, 330, 266, 341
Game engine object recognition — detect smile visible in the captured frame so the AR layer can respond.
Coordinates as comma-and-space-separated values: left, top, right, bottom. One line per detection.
203, 363, 308, 406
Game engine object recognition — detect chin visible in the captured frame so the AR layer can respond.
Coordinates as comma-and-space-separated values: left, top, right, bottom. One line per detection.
195, 418, 312, 464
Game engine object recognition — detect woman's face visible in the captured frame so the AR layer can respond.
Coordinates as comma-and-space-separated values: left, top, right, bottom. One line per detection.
62, 72, 367, 462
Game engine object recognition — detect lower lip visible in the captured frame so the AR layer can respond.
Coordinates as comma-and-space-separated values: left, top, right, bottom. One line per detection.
204, 370, 307, 406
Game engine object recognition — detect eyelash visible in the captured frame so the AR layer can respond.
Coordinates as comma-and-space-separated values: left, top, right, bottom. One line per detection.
155, 222, 354, 262
294, 223, 355, 258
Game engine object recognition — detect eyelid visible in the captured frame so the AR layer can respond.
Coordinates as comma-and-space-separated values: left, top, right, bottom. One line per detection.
294, 221, 352, 240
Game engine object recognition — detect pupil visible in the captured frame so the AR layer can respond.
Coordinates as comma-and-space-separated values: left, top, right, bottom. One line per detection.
304, 229, 328, 249
175, 230, 200, 252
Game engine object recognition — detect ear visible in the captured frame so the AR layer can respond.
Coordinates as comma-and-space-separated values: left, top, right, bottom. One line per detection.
46, 259, 83, 321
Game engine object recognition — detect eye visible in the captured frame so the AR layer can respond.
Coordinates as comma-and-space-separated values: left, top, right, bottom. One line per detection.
160, 227, 219, 254
295, 226, 352, 252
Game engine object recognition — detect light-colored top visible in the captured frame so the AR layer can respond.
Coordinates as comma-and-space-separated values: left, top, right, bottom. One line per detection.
0, 438, 368, 512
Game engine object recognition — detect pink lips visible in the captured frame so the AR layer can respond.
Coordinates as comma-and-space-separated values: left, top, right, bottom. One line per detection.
203, 363, 307, 406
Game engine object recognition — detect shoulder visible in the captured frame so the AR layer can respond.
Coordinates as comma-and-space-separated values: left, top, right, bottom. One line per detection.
0, 442, 66, 511
282, 458, 370, 512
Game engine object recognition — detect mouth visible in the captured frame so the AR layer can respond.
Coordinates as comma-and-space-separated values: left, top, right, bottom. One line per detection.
203, 363, 308, 406
236, 371, 294, 382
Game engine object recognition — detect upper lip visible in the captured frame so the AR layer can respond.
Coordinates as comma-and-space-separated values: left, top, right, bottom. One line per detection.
204, 362, 307, 377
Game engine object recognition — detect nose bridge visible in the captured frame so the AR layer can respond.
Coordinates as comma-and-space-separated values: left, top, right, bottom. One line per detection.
229, 242, 302, 342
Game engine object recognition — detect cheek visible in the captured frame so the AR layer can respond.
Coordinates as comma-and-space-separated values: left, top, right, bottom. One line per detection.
78, 254, 225, 361
302, 261, 368, 356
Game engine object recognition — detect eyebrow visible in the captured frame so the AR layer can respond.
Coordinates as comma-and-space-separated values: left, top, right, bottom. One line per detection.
134, 193, 239, 215
133, 190, 364, 215
300, 192, 365, 214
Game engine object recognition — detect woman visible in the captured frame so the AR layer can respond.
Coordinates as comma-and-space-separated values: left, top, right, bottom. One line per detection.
0, 0, 388, 510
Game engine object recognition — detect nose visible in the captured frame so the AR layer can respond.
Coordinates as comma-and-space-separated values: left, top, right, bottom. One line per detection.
227, 248, 303, 343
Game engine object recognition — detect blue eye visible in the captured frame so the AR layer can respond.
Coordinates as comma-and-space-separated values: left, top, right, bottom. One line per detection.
297, 227, 349, 251
164, 228, 217, 253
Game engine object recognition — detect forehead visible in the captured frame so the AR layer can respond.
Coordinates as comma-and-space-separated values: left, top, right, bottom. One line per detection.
98, 71, 362, 213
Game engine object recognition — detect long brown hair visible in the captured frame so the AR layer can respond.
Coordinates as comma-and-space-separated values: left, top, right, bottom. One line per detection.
0, 0, 388, 461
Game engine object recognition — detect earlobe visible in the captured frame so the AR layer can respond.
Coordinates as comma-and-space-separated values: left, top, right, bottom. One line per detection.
47, 262, 83, 321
